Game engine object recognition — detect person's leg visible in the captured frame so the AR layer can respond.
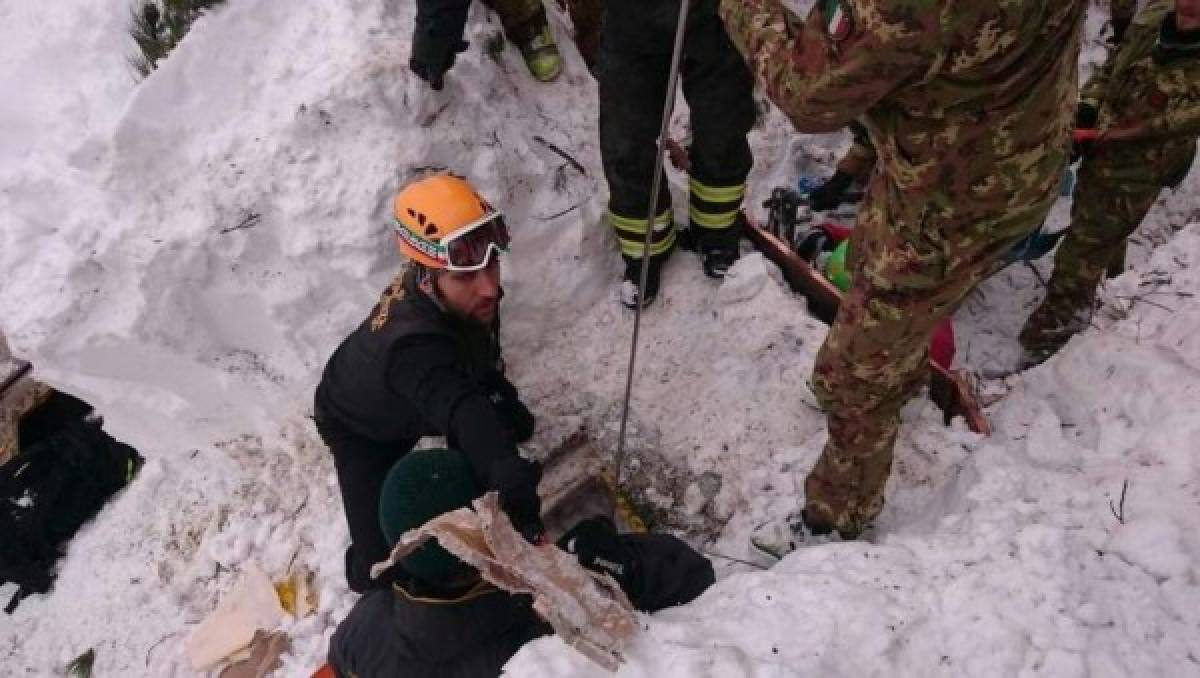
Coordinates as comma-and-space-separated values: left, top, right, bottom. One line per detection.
410, 0, 472, 89
679, 0, 755, 278
599, 0, 676, 306
486, 0, 562, 80
1019, 165, 1160, 362
805, 190, 1041, 538
562, 0, 605, 71
320, 422, 411, 593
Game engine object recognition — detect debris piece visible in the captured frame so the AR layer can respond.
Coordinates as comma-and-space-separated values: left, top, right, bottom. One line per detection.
218, 631, 290, 678
371, 492, 637, 671
186, 561, 286, 671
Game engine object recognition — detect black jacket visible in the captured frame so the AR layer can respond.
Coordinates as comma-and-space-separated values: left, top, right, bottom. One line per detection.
314, 272, 527, 481
328, 533, 715, 677
328, 584, 550, 678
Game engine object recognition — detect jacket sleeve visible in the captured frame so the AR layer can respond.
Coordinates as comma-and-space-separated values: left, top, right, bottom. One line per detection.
717, 0, 939, 133
621, 533, 715, 612
1117, 96, 1200, 142
387, 337, 516, 482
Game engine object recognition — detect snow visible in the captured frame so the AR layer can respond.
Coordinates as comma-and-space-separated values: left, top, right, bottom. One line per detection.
1, 0, 1199, 677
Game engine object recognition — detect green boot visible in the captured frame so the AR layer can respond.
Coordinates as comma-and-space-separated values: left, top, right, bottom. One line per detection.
517, 24, 562, 82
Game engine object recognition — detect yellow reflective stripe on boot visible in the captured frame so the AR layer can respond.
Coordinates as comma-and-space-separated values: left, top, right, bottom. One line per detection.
688, 205, 740, 230
688, 178, 745, 204
609, 209, 671, 234
619, 229, 676, 258
610, 209, 675, 258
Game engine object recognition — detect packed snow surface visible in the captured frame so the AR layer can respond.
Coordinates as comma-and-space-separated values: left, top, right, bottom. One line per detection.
1, 0, 1198, 676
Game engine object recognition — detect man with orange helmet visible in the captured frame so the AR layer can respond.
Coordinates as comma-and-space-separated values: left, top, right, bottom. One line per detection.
314, 174, 542, 593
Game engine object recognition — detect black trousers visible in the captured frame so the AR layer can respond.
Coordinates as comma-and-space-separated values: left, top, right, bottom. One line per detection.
317, 415, 416, 593
599, 0, 755, 251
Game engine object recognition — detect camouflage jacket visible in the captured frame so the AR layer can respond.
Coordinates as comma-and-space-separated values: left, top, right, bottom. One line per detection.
1082, 1, 1200, 188
719, 0, 1087, 233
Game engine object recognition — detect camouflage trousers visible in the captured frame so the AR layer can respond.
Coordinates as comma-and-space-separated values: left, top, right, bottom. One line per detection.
1019, 164, 1161, 359
805, 188, 1048, 538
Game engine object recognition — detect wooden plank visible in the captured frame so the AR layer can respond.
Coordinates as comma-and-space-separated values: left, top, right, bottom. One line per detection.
745, 216, 992, 435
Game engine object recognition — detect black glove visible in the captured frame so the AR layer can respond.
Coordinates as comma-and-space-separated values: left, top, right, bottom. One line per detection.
557, 517, 642, 600
1075, 103, 1099, 130
1110, 16, 1131, 46
807, 170, 855, 211
1071, 103, 1099, 163
481, 370, 535, 443
409, 35, 468, 91
488, 456, 544, 543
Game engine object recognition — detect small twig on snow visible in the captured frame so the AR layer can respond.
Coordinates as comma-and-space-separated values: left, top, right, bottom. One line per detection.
532, 136, 586, 176
1023, 261, 1048, 290
1109, 478, 1128, 525
420, 100, 452, 129
219, 212, 261, 235
1113, 295, 1175, 313
287, 492, 309, 521
702, 549, 768, 570
145, 632, 178, 667
538, 200, 587, 221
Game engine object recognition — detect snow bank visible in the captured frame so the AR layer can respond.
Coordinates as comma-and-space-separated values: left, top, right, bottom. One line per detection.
507, 226, 1200, 676
2, 0, 1198, 676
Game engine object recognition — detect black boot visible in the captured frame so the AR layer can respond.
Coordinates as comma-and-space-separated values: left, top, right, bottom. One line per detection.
695, 217, 742, 280
620, 253, 667, 309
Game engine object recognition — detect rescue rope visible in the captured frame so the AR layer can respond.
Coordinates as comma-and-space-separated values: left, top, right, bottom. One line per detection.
614, 0, 691, 489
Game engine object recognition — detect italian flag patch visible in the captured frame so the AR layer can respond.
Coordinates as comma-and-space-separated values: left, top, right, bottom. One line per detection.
823, 0, 853, 42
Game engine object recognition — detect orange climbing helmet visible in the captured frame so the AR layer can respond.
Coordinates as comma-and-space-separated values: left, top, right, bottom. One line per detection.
393, 174, 510, 271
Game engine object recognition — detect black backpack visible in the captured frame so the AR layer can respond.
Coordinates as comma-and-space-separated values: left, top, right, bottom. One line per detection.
0, 395, 142, 613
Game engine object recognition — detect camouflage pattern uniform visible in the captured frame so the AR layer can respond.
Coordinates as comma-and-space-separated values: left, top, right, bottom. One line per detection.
720, 0, 1087, 537
1020, 1, 1200, 360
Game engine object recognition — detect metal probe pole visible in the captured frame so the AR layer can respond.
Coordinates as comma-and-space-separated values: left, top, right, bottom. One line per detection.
614, 0, 691, 488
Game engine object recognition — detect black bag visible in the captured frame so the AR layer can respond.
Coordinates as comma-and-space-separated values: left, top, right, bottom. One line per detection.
0, 415, 142, 613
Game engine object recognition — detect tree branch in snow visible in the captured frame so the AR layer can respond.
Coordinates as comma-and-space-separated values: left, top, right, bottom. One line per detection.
128, 1, 228, 78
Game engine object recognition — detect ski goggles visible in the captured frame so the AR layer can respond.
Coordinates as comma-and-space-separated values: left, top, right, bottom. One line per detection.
395, 210, 511, 272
